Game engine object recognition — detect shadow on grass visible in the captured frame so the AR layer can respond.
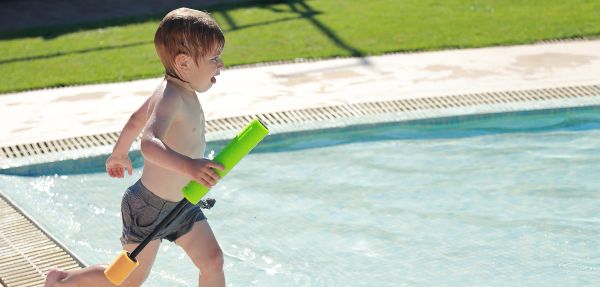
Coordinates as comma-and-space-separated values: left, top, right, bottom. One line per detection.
0, 41, 149, 65
1, 0, 368, 65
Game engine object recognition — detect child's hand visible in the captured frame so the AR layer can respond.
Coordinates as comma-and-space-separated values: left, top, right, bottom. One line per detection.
105, 154, 133, 178
187, 158, 225, 188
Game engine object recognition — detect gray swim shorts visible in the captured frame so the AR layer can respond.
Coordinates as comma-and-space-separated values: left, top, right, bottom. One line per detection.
120, 180, 207, 245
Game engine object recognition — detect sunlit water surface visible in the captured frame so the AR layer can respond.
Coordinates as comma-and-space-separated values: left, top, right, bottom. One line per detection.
1, 108, 599, 286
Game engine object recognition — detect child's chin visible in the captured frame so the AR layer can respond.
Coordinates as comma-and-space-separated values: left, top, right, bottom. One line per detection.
194, 84, 211, 93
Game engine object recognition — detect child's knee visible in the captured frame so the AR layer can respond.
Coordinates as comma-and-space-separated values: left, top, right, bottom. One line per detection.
120, 275, 147, 287
122, 268, 152, 287
123, 277, 146, 287
194, 247, 224, 272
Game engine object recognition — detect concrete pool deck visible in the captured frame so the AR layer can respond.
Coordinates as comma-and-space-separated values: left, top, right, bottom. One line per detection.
1, 39, 600, 147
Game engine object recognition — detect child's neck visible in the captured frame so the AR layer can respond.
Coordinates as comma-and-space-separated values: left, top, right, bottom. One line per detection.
165, 73, 195, 94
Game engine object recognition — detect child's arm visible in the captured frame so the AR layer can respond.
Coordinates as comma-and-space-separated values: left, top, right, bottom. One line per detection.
105, 97, 151, 178
140, 93, 224, 188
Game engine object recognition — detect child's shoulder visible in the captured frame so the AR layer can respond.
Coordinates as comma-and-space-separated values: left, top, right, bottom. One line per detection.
155, 80, 189, 101
148, 80, 187, 113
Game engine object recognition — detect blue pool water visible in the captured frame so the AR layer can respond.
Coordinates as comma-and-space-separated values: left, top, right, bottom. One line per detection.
1, 107, 599, 286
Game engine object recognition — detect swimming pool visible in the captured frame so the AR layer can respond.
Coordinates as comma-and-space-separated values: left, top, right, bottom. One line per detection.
1, 107, 599, 286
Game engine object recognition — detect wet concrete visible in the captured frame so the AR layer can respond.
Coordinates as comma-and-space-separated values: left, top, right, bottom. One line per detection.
1, 40, 599, 146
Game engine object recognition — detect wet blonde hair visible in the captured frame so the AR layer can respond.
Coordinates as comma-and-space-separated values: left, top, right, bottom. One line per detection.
154, 8, 224, 77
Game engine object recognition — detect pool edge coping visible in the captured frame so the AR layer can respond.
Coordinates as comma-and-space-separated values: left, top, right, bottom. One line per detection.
0, 190, 88, 267
2, 83, 600, 163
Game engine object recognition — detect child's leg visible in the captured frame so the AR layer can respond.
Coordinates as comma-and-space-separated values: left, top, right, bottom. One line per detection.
44, 240, 161, 287
119, 240, 161, 286
175, 221, 225, 287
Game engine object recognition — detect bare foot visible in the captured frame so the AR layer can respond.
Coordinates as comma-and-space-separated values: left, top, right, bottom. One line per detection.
44, 268, 68, 287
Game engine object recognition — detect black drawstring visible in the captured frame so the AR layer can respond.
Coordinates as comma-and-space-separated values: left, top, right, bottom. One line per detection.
199, 198, 216, 209
165, 71, 190, 83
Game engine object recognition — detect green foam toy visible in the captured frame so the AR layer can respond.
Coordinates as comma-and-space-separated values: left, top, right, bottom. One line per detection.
182, 118, 269, 204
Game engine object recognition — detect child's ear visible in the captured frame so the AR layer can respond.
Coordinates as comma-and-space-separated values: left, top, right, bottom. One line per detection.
174, 54, 191, 71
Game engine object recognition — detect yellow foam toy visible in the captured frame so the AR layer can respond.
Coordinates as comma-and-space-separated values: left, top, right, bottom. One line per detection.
104, 250, 139, 285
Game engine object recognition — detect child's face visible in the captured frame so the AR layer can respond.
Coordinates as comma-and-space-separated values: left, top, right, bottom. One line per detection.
187, 48, 224, 93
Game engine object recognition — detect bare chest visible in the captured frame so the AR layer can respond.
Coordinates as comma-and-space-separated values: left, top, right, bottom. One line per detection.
164, 102, 206, 158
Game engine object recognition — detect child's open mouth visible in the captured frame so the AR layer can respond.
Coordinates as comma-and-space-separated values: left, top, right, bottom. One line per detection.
211, 72, 219, 84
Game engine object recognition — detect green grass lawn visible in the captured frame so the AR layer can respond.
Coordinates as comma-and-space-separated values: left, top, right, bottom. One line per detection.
1, 0, 599, 94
